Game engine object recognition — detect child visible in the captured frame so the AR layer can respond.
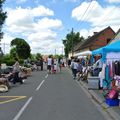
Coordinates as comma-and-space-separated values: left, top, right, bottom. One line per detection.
54, 63, 57, 73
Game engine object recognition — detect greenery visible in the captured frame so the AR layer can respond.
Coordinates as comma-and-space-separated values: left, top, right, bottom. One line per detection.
0, 0, 7, 40
0, 0, 7, 65
62, 29, 84, 58
10, 38, 31, 59
1, 54, 15, 66
36, 53, 42, 60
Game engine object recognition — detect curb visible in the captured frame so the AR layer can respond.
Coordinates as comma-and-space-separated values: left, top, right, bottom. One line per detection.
67, 67, 120, 119
79, 80, 120, 120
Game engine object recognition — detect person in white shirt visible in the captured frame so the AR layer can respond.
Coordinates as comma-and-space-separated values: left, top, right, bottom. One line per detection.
47, 56, 52, 73
72, 59, 78, 79
93, 55, 103, 76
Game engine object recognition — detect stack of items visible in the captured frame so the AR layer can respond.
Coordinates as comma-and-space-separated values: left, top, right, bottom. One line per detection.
0, 77, 10, 92
105, 89, 119, 106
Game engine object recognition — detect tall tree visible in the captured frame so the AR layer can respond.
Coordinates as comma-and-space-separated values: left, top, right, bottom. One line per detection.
0, 0, 7, 65
0, 0, 7, 41
11, 38, 31, 59
62, 29, 84, 58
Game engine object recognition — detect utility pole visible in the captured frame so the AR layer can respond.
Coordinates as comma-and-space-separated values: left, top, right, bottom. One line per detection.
3, 42, 5, 54
71, 27, 74, 57
55, 49, 56, 55
62, 46, 63, 55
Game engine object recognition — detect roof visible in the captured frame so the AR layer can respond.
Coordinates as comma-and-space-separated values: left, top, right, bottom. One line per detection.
92, 40, 120, 62
112, 28, 120, 42
108, 28, 120, 44
74, 26, 115, 52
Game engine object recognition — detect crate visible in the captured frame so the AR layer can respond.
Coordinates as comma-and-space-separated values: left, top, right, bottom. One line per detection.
88, 76, 100, 89
106, 98, 119, 106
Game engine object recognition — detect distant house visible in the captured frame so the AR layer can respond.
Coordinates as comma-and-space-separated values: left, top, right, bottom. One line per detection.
73, 26, 115, 58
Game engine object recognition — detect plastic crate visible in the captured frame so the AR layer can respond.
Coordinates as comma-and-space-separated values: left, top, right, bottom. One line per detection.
105, 98, 119, 106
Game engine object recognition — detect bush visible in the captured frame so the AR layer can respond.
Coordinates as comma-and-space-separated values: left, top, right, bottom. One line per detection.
4, 59, 15, 66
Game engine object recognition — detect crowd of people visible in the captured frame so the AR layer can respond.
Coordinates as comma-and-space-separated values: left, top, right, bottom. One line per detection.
47, 56, 64, 74
68, 56, 102, 80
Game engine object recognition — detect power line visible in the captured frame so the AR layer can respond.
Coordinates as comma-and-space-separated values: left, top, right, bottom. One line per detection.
97, 6, 118, 26
74, 0, 93, 29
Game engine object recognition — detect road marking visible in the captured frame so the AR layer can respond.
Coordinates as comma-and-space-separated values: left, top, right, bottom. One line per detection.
35, 80, 45, 91
45, 74, 48, 78
13, 97, 33, 120
0, 96, 26, 105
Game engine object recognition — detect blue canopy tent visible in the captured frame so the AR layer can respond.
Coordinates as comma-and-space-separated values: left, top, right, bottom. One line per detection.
92, 40, 120, 63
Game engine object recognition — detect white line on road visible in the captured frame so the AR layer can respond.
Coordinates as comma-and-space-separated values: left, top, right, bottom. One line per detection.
45, 74, 48, 78
13, 97, 33, 120
35, 80, 45, 91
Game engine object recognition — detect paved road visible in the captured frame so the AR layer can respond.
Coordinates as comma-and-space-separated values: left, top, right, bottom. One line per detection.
0, 67, 111, 120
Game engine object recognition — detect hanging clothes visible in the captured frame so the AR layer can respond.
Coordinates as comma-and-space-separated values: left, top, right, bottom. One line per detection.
114, 61, 120, 75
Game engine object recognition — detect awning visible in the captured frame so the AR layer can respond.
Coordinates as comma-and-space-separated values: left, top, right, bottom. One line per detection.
74, 50, 92, 57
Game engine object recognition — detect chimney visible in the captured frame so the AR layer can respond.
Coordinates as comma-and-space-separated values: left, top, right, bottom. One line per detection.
94, 32, 98, 35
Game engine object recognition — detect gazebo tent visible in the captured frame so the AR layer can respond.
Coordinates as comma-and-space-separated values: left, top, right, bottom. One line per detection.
92, 40, 120, 62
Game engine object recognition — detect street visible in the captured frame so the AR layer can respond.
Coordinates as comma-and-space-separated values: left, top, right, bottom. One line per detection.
0, 67, 111, 120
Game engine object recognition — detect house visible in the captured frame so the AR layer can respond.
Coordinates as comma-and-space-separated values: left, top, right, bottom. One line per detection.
73, 26, 115, 58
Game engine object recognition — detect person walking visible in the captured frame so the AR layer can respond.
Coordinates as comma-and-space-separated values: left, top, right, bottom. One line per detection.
40, 58, 43, 71
72, 59, 78, 80
47, 56, 52, 73
12, 58, 23, 84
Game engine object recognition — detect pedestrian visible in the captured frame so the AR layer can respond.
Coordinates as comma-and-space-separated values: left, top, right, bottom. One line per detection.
40, 58, 43, 71
58, 58, 63, 72
68, 59, 71, 68
72, 59, 78, 80
12, 58, 23, 84
47, 56, 52, 73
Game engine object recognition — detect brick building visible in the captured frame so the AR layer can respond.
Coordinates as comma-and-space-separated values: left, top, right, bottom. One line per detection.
73, 26, 115, 57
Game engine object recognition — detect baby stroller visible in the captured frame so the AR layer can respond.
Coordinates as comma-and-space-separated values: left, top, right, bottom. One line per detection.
77, 66, 89, 81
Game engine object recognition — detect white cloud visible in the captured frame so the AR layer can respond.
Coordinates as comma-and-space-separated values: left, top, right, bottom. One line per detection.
72, 1, 120, 37
106, 0, 120, 3
31, 6, 54, 16
1, 34, 14, 54
72, 1, 103, 21
27, 30, 57, 42
35, 17, 62, 30
79, 29, 89, 39
3, 6, 63, 54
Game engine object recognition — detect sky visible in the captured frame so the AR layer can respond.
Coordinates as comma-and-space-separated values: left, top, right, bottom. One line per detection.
1, 0, 120, 55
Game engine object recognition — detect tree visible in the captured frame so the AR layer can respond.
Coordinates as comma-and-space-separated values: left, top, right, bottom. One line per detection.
62, 29, 84, 58
36, 53, 42, 60
11, 38, 31, 59
0, 0, 7, 40
0, 0, 7, 65
10, 47, 17, 58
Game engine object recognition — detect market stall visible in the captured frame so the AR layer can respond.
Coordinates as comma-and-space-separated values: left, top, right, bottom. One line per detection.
92, 40, 120, 63
91, 40, 120, 106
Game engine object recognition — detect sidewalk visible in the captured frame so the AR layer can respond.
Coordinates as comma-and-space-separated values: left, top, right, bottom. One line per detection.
78, 80, 120, 120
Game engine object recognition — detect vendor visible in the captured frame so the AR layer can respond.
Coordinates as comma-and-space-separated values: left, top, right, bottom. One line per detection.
93, 55, 103, 76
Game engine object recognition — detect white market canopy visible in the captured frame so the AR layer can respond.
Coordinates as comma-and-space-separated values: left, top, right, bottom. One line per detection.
74, 50, 92, 57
